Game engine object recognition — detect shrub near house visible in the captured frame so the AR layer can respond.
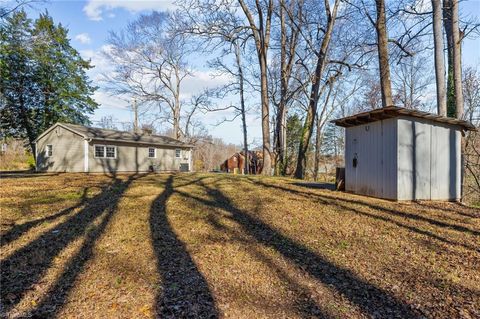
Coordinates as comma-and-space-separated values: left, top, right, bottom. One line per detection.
0, 138, 33, 171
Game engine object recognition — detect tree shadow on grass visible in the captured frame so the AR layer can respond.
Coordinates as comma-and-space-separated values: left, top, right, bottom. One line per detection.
1, 188, 90, 248
149, 175, 218, 318
0, 174, 140, 316
193, 199, 330, 318
175, 179, 421, 318
415, 201, 480, 219
291, 182, 336, 191
25, 174, 142, 317
0, 171, 60, 179
248, 178, 480, 252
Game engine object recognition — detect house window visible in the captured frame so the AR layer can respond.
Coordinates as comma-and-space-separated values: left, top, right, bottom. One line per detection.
106, 146, 116, 158
148, 147, 156, 158
46, 145, 53, 157
175, 149, 181, 158
94, 145, 105, 158
94, 145, 116, 158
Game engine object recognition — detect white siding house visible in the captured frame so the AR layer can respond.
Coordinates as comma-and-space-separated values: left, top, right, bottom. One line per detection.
332, 107, 476, 201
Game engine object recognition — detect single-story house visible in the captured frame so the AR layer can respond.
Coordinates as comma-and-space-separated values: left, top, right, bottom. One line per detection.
331, 106, 476, 201
35, 122, 193, 173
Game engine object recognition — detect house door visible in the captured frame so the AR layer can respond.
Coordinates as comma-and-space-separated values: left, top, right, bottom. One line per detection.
179, 163, 189, 172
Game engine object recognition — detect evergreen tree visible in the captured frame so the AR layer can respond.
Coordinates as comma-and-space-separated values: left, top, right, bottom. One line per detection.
0, 10, 98, 152
0, 11, 37, 149
321, 122, 343, 157
284, 114, 303, 174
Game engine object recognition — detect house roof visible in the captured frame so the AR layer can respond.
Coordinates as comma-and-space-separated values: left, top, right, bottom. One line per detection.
35, 123, 194, 148
331, 106, 477, 131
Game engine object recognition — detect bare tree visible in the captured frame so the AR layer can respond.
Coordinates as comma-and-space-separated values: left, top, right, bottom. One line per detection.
175, 0, 252, 173
294, 0, 341, 179
273, 0, 302, 175
462, 66, 480, 203
432, 0, 447, 116
102, 11, 190, 140
97, 115, 118, 130
451, 0, 464, 119
463, 66, 480, 124
374, 0, 393, 108
237, 0, 274, 175
392, 53, 435, 110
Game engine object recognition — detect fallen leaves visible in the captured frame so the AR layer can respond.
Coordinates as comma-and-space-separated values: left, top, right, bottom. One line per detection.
0, 173, 479, 318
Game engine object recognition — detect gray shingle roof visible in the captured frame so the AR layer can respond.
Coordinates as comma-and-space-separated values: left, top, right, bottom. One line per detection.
56, 123, 193, 148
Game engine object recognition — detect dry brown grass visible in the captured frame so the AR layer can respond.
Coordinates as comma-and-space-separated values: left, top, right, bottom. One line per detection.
1, 173, 479, 318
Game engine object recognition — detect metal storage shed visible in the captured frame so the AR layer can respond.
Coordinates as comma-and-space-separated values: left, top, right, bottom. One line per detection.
332, 107, 476, 201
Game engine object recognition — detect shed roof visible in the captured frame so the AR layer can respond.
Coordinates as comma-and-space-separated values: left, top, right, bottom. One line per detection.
331, 106, 477, 131
35, 122, 193, 148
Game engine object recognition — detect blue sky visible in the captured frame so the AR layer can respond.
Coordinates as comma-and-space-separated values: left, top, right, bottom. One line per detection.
19, 0, 480, 145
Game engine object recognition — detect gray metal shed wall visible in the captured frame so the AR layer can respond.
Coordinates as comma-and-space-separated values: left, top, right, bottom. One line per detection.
36, 126, 85, 172
345, 118, 397, 199
397, 117, 461, 200
87, 141, 191, 173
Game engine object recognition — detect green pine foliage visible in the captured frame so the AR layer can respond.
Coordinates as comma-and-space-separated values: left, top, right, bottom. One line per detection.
284, 114, 303, 174
0, 10, 98, 151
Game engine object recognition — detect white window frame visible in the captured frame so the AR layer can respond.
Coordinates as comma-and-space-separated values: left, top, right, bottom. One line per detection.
175, 148, 181, 158
148, 147, 156, 158
94, 144, 105, 158
94, 144, 117, 159
105, 145, 116, 159
46, 144, 53, 157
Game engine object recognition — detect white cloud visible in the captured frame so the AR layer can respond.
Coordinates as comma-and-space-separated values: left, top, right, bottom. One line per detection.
74, 33, 92, 44
181, 70, 232, 99
83, 0, 176, 21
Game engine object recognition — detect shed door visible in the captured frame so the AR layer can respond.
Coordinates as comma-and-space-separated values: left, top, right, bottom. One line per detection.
179, 163, 189, 172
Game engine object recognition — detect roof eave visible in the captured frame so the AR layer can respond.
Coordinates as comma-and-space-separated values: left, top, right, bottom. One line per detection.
89, 137, 194, 148
331, 107, 477, 131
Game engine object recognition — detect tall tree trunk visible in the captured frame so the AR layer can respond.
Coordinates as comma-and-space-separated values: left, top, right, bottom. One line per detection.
313, 123, 323, 182
275, 1, 288, 176
259, 51, 272, 175
174, 68, 181, 140
443, 0, 456, 117
313, 83, 333, 181
451, 0, 463, 119
432, 0, 447, 116
234, 42, 249, 175
375, 0, 393, 108
294, 0, 339, 179
275, 0, 301, 176
238, 0, 273, 175
450, 0, 465, 201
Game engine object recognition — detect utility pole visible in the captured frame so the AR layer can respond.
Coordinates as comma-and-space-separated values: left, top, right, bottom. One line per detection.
133, 99, 139, 133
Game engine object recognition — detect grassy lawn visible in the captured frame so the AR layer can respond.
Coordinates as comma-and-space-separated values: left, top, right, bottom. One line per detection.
1, 173, 479, 318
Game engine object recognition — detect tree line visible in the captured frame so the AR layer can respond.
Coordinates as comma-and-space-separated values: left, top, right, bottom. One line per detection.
100, 0, 478, 177
1, 0, 479, 181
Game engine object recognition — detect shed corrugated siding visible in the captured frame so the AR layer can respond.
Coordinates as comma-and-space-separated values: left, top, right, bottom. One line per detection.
382, 119, 398, 199
345, 119, 397, 199
87, 141, 190, 173
36, 126, 84, 172
397, 117, 460, 200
